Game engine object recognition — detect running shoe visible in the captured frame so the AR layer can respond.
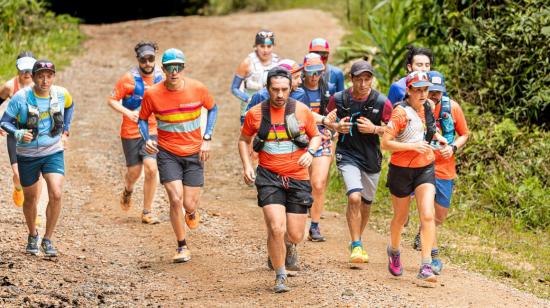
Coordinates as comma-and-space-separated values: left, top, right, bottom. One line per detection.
285, 243, 300, 271
26, 233, 40, 255
308, 225, 326, 242
141, 212, 160, 225
120, 189, 133, 212
362, 248, 369, 263
13, 187, 24, 208
387, 246, 403, 276
185, 210, 200, 229
413, 231, 421, 251
273, 275, 290, 293
350, 246, 363, 264
41, 239, 58, 257
173, 246, 191, 263
431, 258, 443, 275
417, 264, 437, 282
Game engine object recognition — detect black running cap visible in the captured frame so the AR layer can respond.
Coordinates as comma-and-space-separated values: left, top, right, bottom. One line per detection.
32, 59, 55, 75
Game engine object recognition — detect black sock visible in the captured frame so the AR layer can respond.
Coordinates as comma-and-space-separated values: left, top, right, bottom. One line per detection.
177, 239, 187, 248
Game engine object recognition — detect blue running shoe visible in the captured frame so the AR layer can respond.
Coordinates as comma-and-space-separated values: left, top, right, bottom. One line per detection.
41, 239, 58, 257
26, 233, 40, 255
431, 258, 443, 275
417, 264, 437, 282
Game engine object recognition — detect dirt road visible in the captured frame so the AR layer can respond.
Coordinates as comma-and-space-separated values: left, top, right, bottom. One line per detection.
0, 9, 547, 307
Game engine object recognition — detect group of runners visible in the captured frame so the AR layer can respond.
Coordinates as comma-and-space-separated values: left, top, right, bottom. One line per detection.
0, 29, 468, 294
233, 31, 469, 292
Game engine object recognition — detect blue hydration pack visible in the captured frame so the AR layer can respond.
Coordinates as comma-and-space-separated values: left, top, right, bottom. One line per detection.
122, 66, 163, 111
438, 96, 455, 144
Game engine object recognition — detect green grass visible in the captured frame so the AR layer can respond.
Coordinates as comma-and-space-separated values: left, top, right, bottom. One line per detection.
0, 1, 83, 82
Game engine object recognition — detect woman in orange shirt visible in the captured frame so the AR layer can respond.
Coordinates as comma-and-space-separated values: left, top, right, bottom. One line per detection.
381, 71, 445, 283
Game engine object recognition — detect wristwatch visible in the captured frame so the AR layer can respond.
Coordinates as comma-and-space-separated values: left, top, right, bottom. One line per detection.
203, 134, 212, 141
452, 145, 458, 153
307, 147, 316, 156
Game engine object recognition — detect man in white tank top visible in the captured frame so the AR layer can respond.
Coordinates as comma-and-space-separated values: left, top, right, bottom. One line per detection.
231, 30, 280, 124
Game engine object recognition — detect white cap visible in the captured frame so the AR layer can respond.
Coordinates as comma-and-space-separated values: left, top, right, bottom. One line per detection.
16, 57, 36, 71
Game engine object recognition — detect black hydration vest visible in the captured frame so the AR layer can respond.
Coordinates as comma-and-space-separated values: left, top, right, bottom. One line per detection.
334, 88, 387, 173
253, 98, 309, 152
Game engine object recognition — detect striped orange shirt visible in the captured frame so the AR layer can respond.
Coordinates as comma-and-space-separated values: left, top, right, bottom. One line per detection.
139, 77, 215, 156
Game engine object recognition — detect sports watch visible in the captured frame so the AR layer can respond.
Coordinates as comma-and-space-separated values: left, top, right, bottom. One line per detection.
452, 145, 458, 154
203, 134, 212, 141
307, 147, 316, 156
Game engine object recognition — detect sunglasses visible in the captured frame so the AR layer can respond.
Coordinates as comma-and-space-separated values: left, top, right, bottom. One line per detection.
257, 31, 274, 38
305, 71, 322, 77
138, 56, 155, 64
313, 51, 329, 58
37, 62, 54, 69
163, 64, 184, 73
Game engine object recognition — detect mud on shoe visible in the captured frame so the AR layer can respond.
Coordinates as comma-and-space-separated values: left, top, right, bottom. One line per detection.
41, 239, 58, 257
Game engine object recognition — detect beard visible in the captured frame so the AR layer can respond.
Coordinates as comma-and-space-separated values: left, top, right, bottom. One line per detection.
139, 65, 154, 75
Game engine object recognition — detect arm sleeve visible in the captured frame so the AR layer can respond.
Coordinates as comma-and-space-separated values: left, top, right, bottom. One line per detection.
247, 91, 262, 112
0, 112, 18, 135
335, 70, 345, 93
204, 104, 218, 136
231, 75, 249, 102
138, 119, 150, 141
138, 93, 153, 141
63, 103, 75, 132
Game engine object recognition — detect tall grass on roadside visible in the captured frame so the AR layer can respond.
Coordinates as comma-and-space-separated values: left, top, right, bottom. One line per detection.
0, 0, 82, 80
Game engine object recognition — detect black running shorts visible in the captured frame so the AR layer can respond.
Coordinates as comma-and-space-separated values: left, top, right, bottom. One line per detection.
255, 166, 312, 214
121, 135, 157, 167
157, 147, 204, 187
387, 163, 435, 198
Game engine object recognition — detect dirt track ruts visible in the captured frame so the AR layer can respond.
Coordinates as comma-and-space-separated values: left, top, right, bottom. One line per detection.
0, 9, 548, 307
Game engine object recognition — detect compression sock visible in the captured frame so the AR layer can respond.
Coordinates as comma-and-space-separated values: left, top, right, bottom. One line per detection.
351, 240, 362, 249
177, 239, 187, 248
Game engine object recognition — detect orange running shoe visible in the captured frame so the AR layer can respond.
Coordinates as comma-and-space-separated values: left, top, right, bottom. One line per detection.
185, 210, 200, 229
13, 187, 24, 208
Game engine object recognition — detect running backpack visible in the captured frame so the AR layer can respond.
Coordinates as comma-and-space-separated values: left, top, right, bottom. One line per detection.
122, 66, 163, 111
253, 99, 308, 152
23, 86, 64, 139
438, 96, 455, 144
301, 73, 330, 115
334, 88, 385, 126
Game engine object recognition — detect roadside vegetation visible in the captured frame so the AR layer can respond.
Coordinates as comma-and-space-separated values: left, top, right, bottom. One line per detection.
208, 0, 550, 299
0, 0, 82, 80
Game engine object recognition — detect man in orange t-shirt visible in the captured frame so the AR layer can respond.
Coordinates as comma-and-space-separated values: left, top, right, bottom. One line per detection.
238, 67, 321, 293
139, 48, 219, 264
108, 41, 163, 225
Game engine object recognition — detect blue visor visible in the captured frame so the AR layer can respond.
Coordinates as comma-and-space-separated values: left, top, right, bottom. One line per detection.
304, 64, 324, 72
411, 81, 432, 88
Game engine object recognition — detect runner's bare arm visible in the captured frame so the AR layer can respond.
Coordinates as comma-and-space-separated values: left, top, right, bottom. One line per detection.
238, 133, 255, 184
0, 80, 14, 105
107, 97, 138, 122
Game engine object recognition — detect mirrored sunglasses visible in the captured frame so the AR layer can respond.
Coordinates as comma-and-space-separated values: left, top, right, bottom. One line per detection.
163, 64, 184, 73
305, 71, 322, 77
